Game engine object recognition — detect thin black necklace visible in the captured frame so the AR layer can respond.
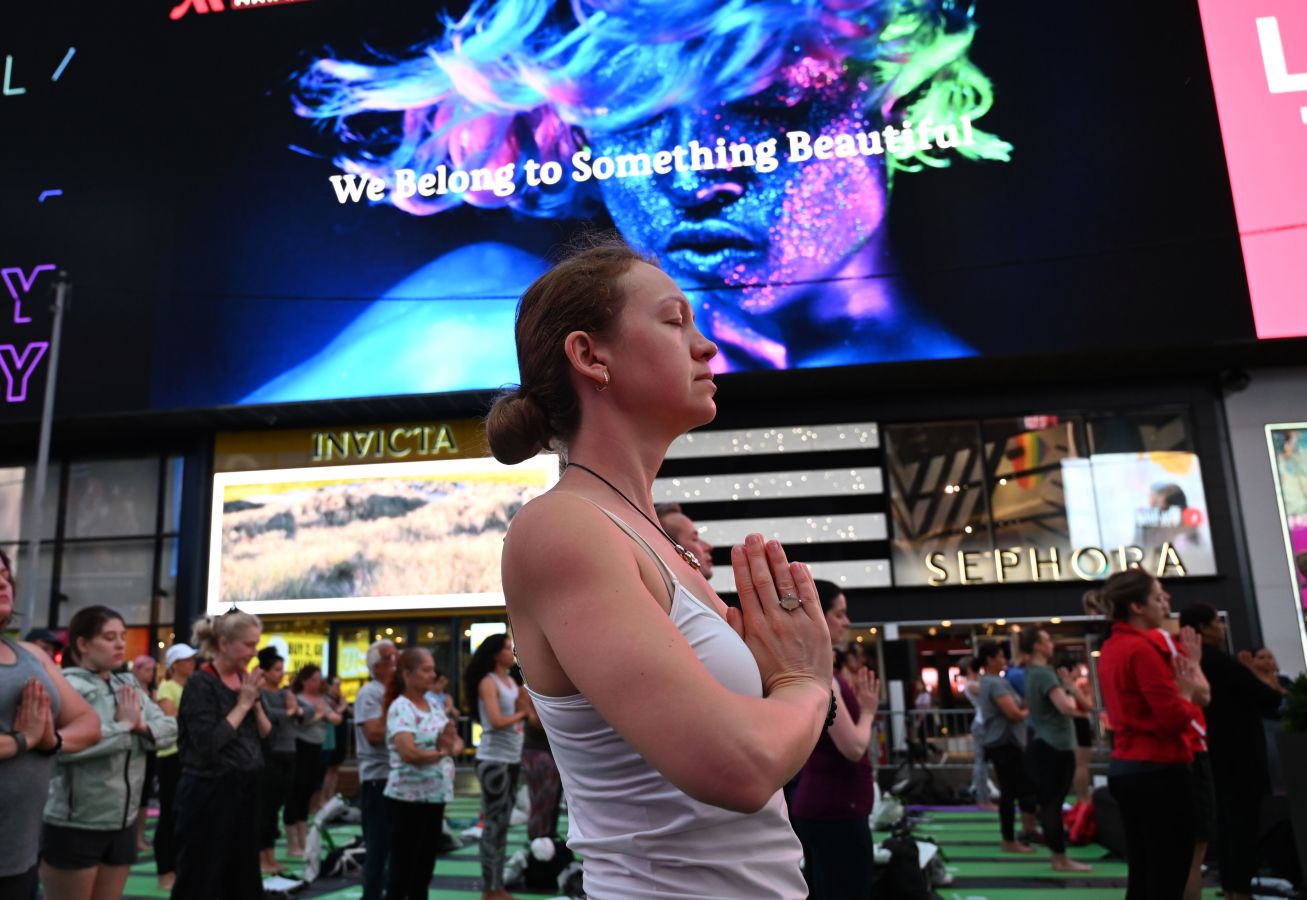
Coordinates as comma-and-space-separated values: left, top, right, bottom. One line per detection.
567, 462, 702, 570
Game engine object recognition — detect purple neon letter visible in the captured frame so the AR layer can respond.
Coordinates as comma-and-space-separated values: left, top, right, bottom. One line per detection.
1, 264, 57, 324
0, 342, 49, 402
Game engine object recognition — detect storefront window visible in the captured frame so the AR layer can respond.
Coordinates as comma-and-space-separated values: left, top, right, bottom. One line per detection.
415, 620, 458, 706
0, 467, 25, 543
885, 420, 995, 586
0, 455, 186, 630
58, 539, 156, 625
163, 458, 185, 534
16, 466, 60, 542
65, 459, 160, 539
887, 409, 1218, 586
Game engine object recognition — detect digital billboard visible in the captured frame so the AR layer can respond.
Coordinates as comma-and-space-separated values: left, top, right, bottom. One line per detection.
206, 454, 559, 616
1197, 0, 1307, 340
1268, 424, 1307, 610
0, 0, 1299, 415
886, 413, 1217, 587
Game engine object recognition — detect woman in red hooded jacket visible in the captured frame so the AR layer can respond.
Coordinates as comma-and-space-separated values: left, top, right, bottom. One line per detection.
1092, 570, 1209, 900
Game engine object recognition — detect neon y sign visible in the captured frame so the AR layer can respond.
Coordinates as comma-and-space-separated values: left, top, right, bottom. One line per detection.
0, 265, 55, 403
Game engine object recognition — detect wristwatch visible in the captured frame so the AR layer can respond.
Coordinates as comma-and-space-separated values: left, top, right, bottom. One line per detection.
6, 730, 27, 756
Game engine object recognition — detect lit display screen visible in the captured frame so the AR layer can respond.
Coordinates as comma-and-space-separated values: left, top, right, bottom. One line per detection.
1197, 0, 1307, 340
886, 413, 1217, 587
206, 455, 558, 616
1268, 424, 1307, 610
0, 1, 1292, 414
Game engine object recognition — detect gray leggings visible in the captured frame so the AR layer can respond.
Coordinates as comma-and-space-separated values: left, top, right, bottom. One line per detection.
477, 760, 521, 891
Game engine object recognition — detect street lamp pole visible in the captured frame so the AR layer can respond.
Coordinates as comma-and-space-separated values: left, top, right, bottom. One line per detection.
19, 271, 69, 630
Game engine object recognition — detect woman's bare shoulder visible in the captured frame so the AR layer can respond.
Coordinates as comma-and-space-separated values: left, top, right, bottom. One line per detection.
505, 489, 610, 551
502, 490, 644, 610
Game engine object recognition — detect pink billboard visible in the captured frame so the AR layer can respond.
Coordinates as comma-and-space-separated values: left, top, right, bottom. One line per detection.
1197, 0, 1307, 339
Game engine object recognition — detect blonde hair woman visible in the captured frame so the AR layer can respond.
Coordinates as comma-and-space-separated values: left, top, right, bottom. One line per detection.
170, 610, 271, 900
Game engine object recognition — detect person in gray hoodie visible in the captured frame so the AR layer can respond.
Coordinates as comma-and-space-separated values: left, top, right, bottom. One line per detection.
40, 605, 177, 900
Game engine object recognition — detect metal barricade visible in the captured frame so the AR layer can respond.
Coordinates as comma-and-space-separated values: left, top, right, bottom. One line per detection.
893, 707, 1108, 769
907, 708, 981, 767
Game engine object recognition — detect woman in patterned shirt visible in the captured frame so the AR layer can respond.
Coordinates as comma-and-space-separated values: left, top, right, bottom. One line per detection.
384, 649, 465, 900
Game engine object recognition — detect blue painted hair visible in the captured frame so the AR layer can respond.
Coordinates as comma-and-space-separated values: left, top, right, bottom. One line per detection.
294, 0, 1011, 216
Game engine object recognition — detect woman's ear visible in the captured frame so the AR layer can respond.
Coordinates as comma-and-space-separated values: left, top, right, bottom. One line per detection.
563, 330, 609, 392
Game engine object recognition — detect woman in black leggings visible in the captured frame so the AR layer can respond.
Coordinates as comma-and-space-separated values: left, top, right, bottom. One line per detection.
1018, 628, 1093, 872
284, 664, 341, 856
1092, 570, 1209, 900
974, 642, 1037, 854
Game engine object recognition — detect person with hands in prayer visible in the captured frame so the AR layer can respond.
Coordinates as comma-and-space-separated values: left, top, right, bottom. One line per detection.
39, 606, 177, 900
790, 580, 880, 899
170, 610, 272, 900
0, 543, 100, 900
1096, 572, 1209, 900
489, 235, 832, 899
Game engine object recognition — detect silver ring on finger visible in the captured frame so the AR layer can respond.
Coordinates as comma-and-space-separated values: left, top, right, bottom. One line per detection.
778, 593, 803, 612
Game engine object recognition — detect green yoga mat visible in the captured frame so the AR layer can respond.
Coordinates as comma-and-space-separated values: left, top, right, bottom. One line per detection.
944, 859, 1130, 878
935, 890, 1229, 900
936, 844, 1110, 861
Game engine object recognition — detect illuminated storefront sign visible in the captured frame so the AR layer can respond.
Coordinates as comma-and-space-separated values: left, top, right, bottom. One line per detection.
923, 542, 1188, 586
259, 630, 328, 677
887, 414, 1220, 587
169, 0, 315, 20
215, 420, 485, 473
336, 633, 370, 680
310, 424, 459, 462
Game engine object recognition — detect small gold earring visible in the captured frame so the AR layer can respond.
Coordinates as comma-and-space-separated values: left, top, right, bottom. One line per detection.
596, 369, 610, 392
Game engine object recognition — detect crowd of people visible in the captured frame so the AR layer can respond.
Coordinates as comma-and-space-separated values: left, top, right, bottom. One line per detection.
948, 569, 1294, 899
0, 579, 565, 900
2, 240, 1302, 900
1089, 571, 1288, 900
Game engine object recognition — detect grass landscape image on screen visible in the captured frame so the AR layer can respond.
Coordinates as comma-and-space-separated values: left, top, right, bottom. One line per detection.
218, 467, 544, 606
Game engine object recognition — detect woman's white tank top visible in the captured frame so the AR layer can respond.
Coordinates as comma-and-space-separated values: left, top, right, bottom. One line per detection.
525, 507, 806, 899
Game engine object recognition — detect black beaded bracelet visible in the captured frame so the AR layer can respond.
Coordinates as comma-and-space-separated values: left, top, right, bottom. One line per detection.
34, 730, 62, 756
824, 690, 838, 728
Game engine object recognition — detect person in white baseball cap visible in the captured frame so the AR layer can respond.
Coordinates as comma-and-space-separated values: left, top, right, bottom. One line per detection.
154, 643, 198, 889
165, 644, 198, 670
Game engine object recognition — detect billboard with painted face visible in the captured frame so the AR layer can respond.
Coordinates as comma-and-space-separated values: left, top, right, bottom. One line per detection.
0, 0, 1297, 414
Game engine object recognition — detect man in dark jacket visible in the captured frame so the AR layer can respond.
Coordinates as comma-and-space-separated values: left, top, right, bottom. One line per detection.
1179, 603, 1283, 900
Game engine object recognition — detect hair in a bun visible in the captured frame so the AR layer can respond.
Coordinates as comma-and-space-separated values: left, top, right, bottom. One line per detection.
485, 232, 654, 463
486, 388, 554, 465
1082, 568, 1156, 622
192, 609, 261, 659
